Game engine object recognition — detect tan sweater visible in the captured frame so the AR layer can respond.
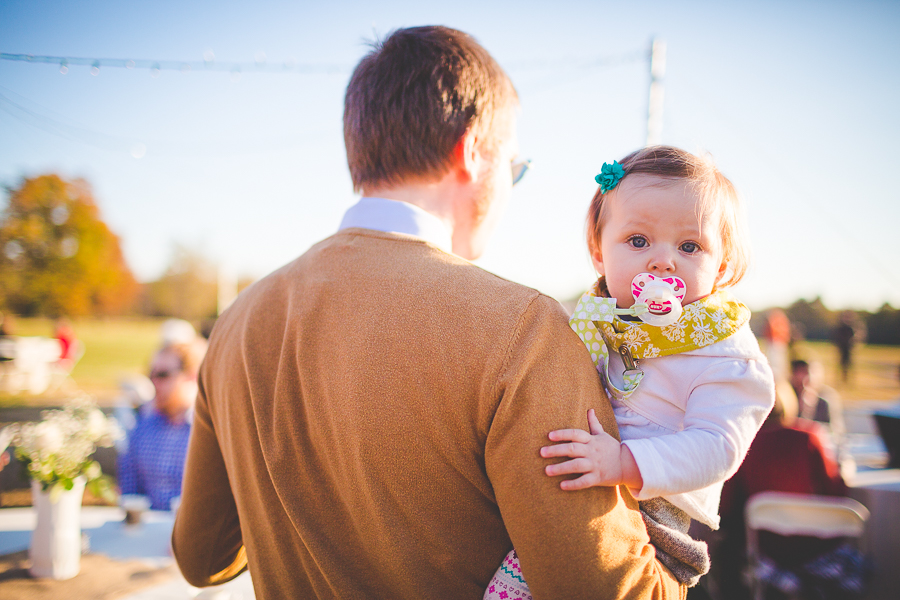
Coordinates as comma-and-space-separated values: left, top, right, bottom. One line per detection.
172, 229, 684, 599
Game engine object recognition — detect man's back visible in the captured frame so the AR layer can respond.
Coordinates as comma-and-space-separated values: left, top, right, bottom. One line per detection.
174, 228, 680, 598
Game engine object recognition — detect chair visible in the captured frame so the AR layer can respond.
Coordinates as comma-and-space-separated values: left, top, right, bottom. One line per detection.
744, 491, 869, 600
0, 336, 63, 395
47, 339, 84, 394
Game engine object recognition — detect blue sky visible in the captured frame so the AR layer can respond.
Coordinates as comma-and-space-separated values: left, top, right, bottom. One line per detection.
2, 0, 899, 310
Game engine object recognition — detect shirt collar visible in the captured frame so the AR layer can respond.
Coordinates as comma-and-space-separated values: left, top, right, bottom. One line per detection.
338, 197, 453, 253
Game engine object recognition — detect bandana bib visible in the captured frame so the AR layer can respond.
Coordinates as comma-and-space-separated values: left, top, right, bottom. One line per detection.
569, 278, 750, 399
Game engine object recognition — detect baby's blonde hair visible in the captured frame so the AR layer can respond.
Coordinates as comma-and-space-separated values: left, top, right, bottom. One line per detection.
586, 145, 750, 289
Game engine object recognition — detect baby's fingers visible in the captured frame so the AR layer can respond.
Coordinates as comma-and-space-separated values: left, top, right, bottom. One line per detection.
540, 442, 587, 459
559, 473, 601, 491
544, 457, 593, 477
547, 428, 592, 443
587, 409, 605, 436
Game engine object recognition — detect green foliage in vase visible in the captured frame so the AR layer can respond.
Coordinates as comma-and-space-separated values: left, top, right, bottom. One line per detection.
5, 397, 122, 501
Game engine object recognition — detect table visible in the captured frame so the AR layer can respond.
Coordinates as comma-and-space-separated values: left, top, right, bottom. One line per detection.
841, 404, 900, 600
0, 506, 254, 599
847, 468, 900, 600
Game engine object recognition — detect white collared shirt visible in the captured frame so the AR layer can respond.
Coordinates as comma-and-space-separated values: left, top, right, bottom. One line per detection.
338, 197, 453, 254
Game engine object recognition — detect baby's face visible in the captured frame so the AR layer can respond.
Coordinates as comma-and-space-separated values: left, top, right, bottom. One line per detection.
591, 174, 726, 308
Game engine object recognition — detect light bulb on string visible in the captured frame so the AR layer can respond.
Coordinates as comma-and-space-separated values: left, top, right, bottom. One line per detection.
90, 61, 100, 76
126, 60, 135, 69
230, 67, 241, 82
151, 63, 161, 78
59, 60, 68, 75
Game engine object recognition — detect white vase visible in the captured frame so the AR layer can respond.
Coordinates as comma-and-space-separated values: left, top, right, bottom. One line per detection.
29, 476, 86, 580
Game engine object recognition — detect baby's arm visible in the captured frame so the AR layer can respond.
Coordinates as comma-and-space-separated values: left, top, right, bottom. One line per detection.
544, 357, 775, 496
541, 409, 644, 490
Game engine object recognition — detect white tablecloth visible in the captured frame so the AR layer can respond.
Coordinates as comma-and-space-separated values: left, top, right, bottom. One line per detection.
0, 506, 254, 599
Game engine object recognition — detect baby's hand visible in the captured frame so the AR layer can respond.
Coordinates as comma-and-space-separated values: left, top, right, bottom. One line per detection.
540, 409, 633, 490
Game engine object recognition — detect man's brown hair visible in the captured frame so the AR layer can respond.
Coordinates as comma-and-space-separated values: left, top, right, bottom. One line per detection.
344, 26, 517, 192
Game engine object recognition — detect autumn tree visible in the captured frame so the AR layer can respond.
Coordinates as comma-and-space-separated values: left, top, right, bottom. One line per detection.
0, 174, 138, 316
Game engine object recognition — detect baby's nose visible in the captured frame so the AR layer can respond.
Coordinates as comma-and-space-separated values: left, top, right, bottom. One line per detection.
647, 251, 675, 273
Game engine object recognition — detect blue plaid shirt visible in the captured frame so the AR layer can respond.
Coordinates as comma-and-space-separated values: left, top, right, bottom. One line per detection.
117, 408, 191, 510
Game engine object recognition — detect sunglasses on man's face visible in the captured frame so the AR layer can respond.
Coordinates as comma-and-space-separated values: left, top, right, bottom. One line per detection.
149, 369, 179, 380
511, 159, 532, 186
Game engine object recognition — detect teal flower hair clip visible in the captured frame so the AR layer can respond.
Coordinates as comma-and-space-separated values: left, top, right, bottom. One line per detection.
595, 160, 625, 194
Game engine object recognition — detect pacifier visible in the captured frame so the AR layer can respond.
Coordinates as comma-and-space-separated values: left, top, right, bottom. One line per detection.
630, 273, 686, 327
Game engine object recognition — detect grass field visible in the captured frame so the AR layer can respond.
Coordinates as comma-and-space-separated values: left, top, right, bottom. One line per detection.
0, 318, 898, 506
2, 318, 899, 409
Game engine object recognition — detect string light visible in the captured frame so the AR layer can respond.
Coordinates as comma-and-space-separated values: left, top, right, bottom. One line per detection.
0, 52, 346, 75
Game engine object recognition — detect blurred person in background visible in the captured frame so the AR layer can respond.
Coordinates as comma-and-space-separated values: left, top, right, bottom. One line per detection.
714, 382, 866, 600
832, 311, 864, 384
762, 308, 791, 382
53, 317, 80, 371
160, 318, 198, 346
117, 339, 206, 511
112, 374, 156, 454
790, 359, 845, 440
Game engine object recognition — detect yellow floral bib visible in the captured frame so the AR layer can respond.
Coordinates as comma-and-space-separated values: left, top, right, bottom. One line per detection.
569, 278, 750, 399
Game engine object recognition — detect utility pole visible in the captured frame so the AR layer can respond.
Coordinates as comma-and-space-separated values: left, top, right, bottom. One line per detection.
646, 37, 666, 147
217, 264, 238, 316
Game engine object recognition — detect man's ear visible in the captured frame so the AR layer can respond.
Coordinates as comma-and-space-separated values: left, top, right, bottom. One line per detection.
589, 245, 605, 276
452, 129, 481, 183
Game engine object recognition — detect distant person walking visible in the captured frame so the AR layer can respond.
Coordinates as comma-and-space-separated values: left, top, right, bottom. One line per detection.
832, 311, 863, 384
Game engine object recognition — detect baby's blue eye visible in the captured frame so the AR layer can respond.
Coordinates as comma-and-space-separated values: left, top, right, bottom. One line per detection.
628, 236, 648, 248
680, 242, 699, 254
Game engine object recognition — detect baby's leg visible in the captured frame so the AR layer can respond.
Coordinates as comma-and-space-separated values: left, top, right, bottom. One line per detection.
484, 549, 533, 600
640, 497, 709, 587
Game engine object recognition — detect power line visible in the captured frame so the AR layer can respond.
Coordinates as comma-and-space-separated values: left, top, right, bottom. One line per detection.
1, 48, 647, 77
0, 52, 347, 76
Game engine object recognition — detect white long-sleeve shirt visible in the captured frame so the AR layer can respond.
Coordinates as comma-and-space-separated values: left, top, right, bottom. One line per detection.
605, 322, 775, 529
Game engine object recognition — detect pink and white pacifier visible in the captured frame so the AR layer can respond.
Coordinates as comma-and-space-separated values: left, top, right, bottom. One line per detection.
630, 273, 686, 327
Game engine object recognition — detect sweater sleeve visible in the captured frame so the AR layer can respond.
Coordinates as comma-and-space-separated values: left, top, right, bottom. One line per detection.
171, 370, 247, 587
485, 294, 684, 600
625, 357, 775, 500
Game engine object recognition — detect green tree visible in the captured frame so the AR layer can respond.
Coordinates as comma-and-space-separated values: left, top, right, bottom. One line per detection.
866, 303, 900, 345
784, 296, 837, 341
0, 174, 137, 316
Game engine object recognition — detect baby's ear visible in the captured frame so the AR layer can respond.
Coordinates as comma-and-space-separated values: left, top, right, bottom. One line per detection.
714, 260, 728, 286
589, 245, 605, 276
